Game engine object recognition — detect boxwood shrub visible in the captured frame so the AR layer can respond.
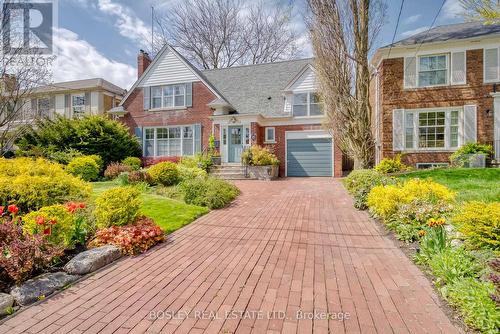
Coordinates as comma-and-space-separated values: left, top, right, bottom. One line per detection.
66, 155, 100, 181
343, 169, 394, 209
180, 177, 239, 209
148, 161, 180, 186
94, 187, 142, 228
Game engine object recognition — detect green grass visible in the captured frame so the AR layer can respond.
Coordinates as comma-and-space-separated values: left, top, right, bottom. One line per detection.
397, 168, 500, 203
91, 182, 209, 233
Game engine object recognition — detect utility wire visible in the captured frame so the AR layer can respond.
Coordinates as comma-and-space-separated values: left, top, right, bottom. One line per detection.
387, 0, 405, 59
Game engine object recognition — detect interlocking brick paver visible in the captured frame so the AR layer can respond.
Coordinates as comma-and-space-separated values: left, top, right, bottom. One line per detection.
1, 179, 461, 333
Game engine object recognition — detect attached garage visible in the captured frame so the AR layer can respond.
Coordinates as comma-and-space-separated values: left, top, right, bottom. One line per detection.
286, 131, 333, 177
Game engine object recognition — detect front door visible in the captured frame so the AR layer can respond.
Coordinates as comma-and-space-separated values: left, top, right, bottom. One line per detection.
228, 126, 243, 163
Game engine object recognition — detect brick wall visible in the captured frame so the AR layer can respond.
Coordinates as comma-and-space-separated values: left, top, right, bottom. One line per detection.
378, 49, 495, 166
121, 81, 217, 157
255, 123, 343, 177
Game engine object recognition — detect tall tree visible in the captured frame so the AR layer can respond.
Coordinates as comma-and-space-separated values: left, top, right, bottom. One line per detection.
307, 0, 385, 169
153, 0, 301, 69
460, 0, 500, 23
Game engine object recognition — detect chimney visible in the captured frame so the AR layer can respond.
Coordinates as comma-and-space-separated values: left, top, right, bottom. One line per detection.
137, 49, 152, 78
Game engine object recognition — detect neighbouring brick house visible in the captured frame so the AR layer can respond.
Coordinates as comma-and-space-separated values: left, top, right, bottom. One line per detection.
111, 45, 342, 177
371, 22, 500, 168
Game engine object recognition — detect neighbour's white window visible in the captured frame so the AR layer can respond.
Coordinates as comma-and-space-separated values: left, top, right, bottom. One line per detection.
418, 54, 448, 87
151, 84, 186, 109
292, 92, 323, 117
72, 93, 85, 115
143, 125, 195, 157
37, 98, 50, 118
404, 109, 461, 150
265, 127, 275, 142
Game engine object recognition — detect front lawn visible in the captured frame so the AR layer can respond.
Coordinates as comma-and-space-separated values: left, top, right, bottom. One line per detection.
91, 182, 209, 233
397, 168, 500, 203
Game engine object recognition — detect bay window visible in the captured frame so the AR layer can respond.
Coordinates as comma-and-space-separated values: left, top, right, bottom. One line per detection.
292, 92, 323, 117
143, 125, 196, 157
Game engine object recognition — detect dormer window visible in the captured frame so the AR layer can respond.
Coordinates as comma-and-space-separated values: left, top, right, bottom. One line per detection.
292, 92, 323, 117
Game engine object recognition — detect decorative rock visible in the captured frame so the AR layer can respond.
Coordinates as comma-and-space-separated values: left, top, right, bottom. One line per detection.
64, 245, 121, 275
10, 272, 80, 306
0, 293, 14, 316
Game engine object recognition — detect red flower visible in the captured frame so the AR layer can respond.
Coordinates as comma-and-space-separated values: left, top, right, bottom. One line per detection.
35, 216, 46, 225
79, 202, 86, 209
43, 227, 51, 235
7, 205, 19, 215
65, 202, 77, 214
48, 219, 57, 225
0, 206, 4, 215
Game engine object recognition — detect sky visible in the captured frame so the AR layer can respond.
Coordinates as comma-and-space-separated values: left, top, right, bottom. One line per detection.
48, 0, 465, 89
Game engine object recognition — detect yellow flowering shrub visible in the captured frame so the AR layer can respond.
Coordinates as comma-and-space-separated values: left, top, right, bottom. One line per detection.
454, 201, 500, 253
367, 178, 455, 220
0, 158, 91, 211
23, 205, 75, 248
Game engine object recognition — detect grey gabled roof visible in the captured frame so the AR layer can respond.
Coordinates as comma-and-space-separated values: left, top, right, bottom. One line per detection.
202, 58, 313, 117
384, 21, 500, 48
31, 78, 126, 95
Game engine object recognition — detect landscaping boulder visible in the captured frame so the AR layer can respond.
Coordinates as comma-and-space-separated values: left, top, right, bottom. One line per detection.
0, 293, 14, 315
64, 245, 121, 275
10, 272, 80, 306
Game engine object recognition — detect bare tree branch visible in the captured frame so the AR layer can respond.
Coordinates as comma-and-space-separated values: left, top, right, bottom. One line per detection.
460, 0, 500, 23
307, 0, 386, 169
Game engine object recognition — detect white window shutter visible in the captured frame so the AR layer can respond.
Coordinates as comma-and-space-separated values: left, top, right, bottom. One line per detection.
404, 57, 417, 88
393, 109, 405, 150
451, 51, 466, 85
484, 48, 499, 82
463, 105, 477, 144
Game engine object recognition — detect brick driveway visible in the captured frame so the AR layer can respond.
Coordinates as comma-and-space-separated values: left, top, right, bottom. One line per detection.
0, 178, 460, 334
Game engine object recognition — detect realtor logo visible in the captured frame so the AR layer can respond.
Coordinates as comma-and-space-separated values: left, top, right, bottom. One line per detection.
1, 0, 55, 55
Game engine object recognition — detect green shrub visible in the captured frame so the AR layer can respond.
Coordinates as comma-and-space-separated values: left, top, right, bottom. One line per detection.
386, 200, 453, 243
23, 204, 76, 248
48, 149, 83, 165
446, 278, 500, 333
94, 187, 142, 228
104, 162, 132, 180
66, 156, 100, 181
241, 145, 279, 166
374, 154, 410, 174
178, 165, 207, 182
122, 157, 142, 171
128, 170, 152, 185
367, 179, 455, 220
454, 201, 500, 253
16, 115, 141, 167
429, 247, 480, 286
343, 169, 394, 209
148, 161, 180, 186
180, 177, 239, 209
450, 143, 494, 167
180, 154, 213, 172
0, 158, 91, 211
415, 221, 449, 264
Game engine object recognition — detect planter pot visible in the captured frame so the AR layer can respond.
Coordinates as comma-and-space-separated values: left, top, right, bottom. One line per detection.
211, 156, 222, 166
248, 165, 279, 181
463, 153, 487, 168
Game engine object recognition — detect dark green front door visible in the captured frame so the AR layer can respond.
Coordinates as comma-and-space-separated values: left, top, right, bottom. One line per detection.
228, 126, 243, 162
286, 138, 332, 176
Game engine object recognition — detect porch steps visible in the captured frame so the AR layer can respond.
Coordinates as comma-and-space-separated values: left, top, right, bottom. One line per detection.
210, 165, 256, 180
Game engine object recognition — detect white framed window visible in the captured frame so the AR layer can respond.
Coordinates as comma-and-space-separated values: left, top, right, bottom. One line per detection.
151, 84, 186, 109
418, 54, 448, 87
416, 162, 449, 169
292, 92, 323, 117
143, 125, 195, 157
484, 47, 500, 83
403, 108, 462, 150
265, 127, 275, 142
37, 97, 50, 118
71, 93, 85, 115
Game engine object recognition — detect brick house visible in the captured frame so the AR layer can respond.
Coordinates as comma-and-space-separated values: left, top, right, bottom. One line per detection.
371, 22, 500, 168
111, 45, 342, 177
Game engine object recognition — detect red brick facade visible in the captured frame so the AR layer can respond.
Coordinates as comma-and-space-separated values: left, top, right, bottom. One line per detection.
377, 49, 495, 166
121, 81, 217, 165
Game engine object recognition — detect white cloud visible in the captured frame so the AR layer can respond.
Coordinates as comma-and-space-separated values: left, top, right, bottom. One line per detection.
96, 0, 151, 48
404, 14, 421, 25
53, 28, 136, 89
440, 0, 464, 21
400, 26, 430, 38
